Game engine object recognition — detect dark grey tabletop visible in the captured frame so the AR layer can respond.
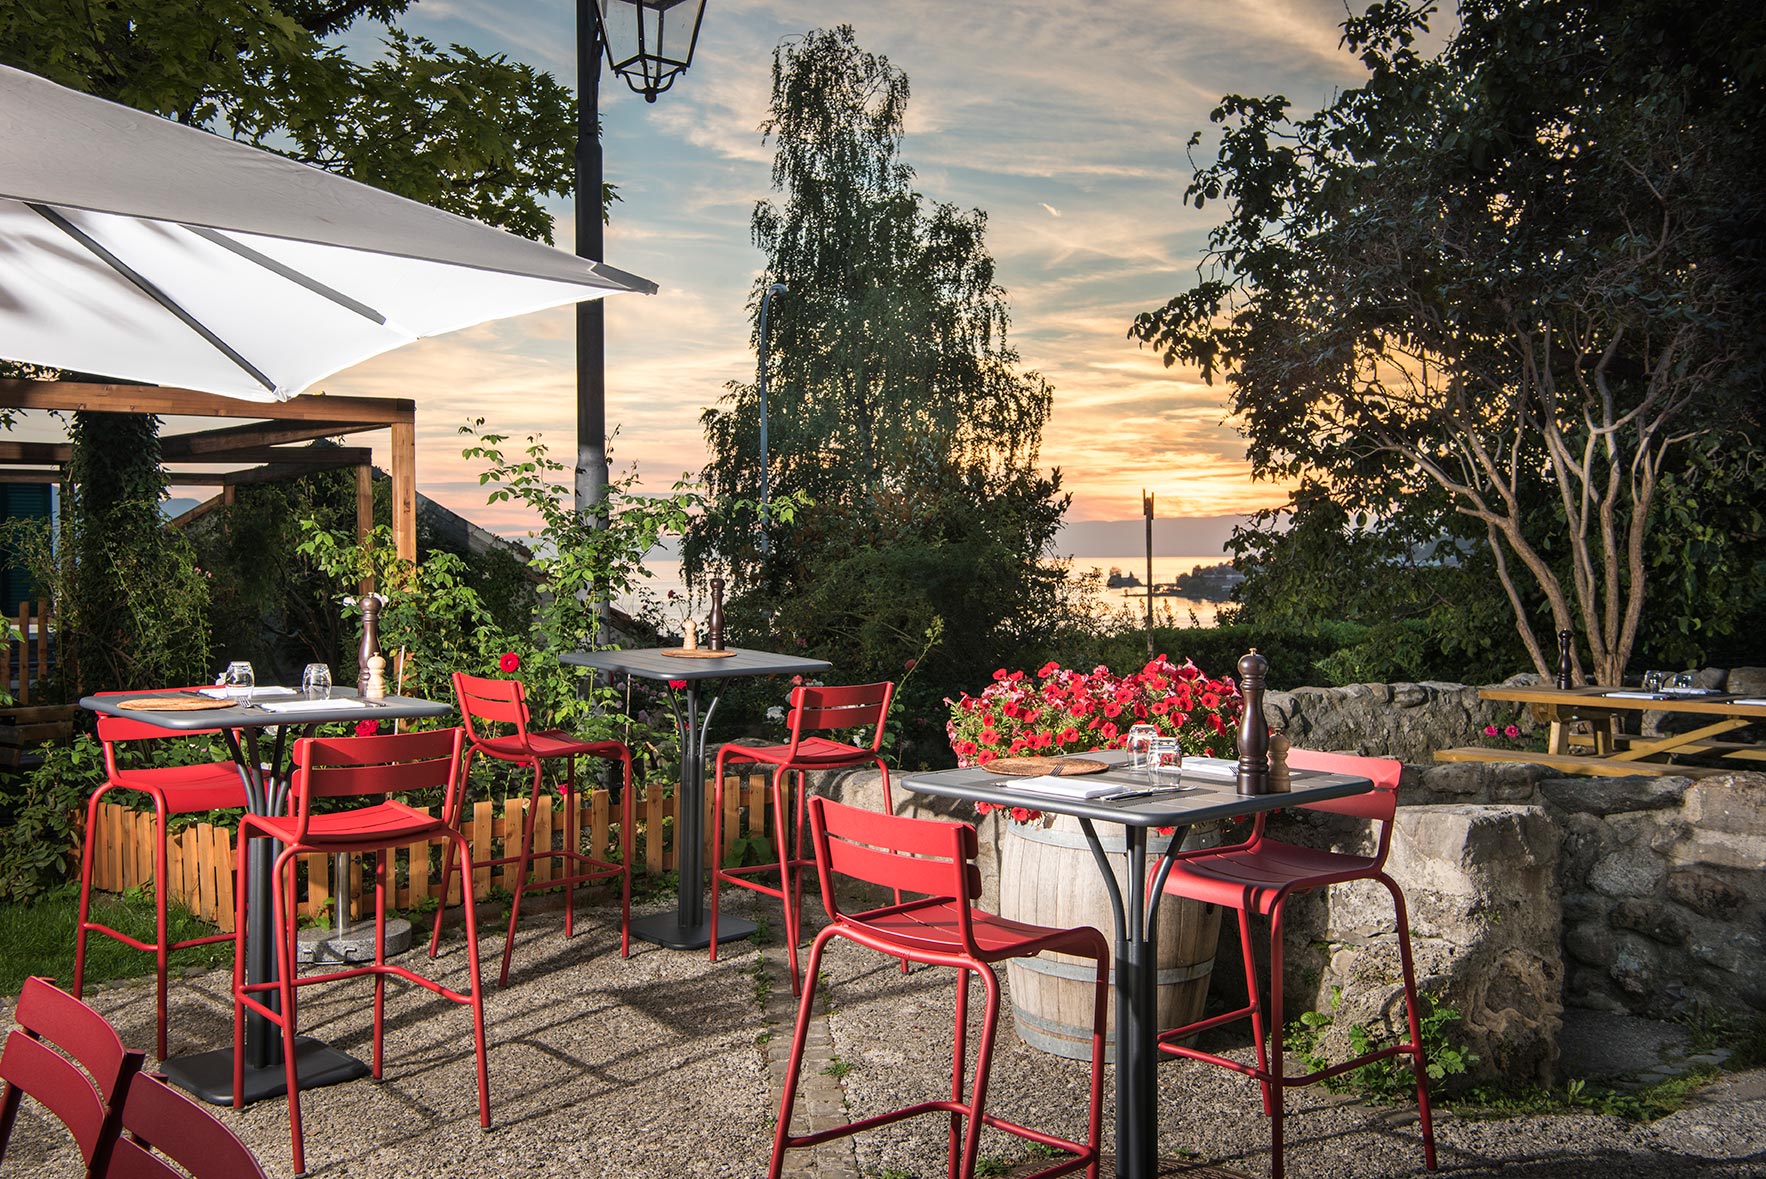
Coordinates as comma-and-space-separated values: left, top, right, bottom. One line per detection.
903, 750, 1370, 828
80, 688, 451, 729
561, 646, 832, 683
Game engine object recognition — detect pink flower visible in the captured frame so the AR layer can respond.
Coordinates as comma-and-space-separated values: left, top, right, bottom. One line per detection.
1504, 724, 1521, 739
1484, 725, 1499, 737
904, 657, 917, 671
354, 719, 380, 738
498, 651, 521, 673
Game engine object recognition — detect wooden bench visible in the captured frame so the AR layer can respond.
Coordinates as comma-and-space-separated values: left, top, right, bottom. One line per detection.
1432, 746, 1730, 778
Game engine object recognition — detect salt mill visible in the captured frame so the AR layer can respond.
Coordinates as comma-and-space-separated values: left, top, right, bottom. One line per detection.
1236, 648, 1270, 796
357, 594, 382, 696
1556, 629, 1575, 690
708, 577, 726, 651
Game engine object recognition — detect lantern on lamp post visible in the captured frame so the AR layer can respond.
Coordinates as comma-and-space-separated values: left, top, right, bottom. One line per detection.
575, 0, 710, 526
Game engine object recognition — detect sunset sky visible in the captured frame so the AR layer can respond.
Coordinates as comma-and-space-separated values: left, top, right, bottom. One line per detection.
245, 2, 1375, 535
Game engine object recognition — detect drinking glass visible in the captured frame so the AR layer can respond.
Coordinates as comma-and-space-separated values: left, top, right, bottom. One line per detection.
222, 660, 255, 701
1670, 672, 1695, 690
1125, 724, 1158, 771
1641, 670, 1666, 692
301, 663, 333, 700
1148, 736, 1183, 785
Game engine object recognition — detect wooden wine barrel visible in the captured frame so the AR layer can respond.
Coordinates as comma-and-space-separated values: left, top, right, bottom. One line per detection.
998, 814, 1223, 1061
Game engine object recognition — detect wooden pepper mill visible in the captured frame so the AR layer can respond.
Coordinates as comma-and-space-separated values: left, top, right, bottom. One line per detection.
708, 577, 726, 651
357, 594, 382, 697
1236, 648, 1270, 796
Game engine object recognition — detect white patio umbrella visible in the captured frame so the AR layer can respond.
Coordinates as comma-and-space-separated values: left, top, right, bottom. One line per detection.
0, 64, 656, 402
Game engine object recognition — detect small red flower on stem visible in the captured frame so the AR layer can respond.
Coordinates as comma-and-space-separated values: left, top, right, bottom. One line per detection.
668, 679, 688, 691
498, 651, 521, 673
354, 719, 380, 738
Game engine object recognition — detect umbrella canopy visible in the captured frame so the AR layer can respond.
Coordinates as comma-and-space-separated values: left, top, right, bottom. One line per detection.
0, 64, 656, 402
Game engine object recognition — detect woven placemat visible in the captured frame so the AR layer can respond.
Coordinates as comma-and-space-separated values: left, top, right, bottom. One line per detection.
658, 648, 737, 659
117, 696, 233, 712
981, 755, 1110, 776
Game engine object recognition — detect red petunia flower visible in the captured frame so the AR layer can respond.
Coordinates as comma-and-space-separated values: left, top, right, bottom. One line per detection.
992, 668, 1009, 681
1200, 692, 1221, 710
1103, 701, 1122, 717
668, 678, 688, 690
1010, 807, 1033, 823
354, 719, 380, 738
1037, 661, 1060, 678
980, 728, 1000, 745
498, 651, 521, 673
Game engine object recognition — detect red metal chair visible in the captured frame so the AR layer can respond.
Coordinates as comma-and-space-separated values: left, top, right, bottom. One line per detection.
431, 671, 634, 985
0, 976, 144, 1175
771, 797, 1106, 1179
233, 728, 489, 1175
1151, 750, 1436, 1179
76, 694, 247, 1059
711, 681, 896, 994
102, 1070, 268, 1179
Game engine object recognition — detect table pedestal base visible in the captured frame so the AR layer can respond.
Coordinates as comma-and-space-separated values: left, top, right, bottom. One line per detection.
629, 909, 756, 951
161, 1036, 370, 1106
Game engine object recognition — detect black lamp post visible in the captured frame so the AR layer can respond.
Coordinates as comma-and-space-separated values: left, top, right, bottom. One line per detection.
575, 0, 709, 521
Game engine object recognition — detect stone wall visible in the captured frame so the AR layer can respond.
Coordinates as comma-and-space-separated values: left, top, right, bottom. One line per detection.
1262, 680, 1534, 765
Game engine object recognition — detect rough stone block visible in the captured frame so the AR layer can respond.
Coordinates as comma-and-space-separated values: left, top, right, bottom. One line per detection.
1588, 846, 1666, 898
1540, 774, 1692, 817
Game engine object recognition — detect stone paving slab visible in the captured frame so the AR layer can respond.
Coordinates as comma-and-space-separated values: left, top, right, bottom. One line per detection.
1, 889, 1761, 1178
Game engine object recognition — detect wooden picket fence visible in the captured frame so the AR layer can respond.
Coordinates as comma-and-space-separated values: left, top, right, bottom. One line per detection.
86, 771, 785, 934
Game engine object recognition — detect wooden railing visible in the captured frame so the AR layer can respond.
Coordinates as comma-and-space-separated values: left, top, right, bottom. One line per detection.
86, 772, 784, 934
3, 599, 56, 705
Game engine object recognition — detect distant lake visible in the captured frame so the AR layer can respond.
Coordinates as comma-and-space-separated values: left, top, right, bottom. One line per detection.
620, 552, 1234, 629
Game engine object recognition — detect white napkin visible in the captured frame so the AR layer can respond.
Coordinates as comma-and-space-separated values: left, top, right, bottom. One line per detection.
1008, 775, 1126, 800
1601, 691, 1663, 700
200, 686, 299, 700
1733, 698, 1766, 707
258, 697, 367, 714
1179, 757, 1240, 780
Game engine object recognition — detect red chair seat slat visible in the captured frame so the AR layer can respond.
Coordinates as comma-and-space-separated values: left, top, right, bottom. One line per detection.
0, 978, 142, 1172
246, 800, 443, 848
106, 763, 244, 812
1162, 843, 1381, 914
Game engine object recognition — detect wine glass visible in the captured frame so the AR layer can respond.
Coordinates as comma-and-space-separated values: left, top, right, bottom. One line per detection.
301, 663, 333, 700
222, 660, 255, 701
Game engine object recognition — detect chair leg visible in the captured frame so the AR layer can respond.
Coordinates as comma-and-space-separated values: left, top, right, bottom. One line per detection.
1385, 875, 1438, 1172
563, 753, 576, 940
152, 796, 171, 1061
1268, 901, 1288, 1179
1239, 907, 1273, 1116
771, 769, 803, 995
273, 852, 305, 1175
372, 855, 387, 1079
429, 745, 477, 957
0, 1080, 22, 1168
498, 761, 548, 987
709, 749, 732, 964
875, 761, 908, 974
618, 750, 633, 959
948, 965, 970, 1178
958, 965, 1003, 1179
454, 832, 493, 1129
231, 833, 251, 1111
1085, 953, 1108, 1179
72, 786, 107, 1002
768, 928, 836, 1179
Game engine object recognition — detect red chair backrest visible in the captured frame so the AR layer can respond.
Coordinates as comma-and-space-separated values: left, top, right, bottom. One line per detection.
94, 689, 227, 774
0, 977, 142, 1170
1286, 749, 1403, 866
101, 1071, 269, 1179
453, 672, 536, 751
784, 682, 894, 754
286, 729, 465, 840
808, 796, 983, 947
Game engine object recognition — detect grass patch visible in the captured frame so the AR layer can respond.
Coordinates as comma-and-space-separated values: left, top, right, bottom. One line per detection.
0, 884, 230, 996
821, 1054, 856, 1080
1457, 1069, 1724, 1123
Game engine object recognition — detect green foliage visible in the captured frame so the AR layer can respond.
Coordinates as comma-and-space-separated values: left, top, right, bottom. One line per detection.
0, 883, 230, 995
1286, 989, 1476, 1101
1459, 1069, 1723, 1124
0, 735, 105, 901
1131, 0, 1766, 685
0, 0, 589, 242
820, 1055, 857, 1080
689, 26, 1083, 750
1046, 619, 1379, 692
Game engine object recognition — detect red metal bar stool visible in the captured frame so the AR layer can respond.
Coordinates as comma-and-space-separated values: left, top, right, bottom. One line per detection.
1150, 750, 1437, 1179
76, 694, 248, 1059
711, 681, 896, 994
0, 976, 144, 1175
771, 796, 1107, 1179
431, 671, 634, 986
233, 729, 490, 1175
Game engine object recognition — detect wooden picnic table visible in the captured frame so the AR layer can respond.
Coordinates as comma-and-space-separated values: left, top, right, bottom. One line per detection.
1433, 685, 1766, 777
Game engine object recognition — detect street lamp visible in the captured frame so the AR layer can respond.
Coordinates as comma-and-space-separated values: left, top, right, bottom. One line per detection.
757, 281, 786, 556
575, 0, 709, 522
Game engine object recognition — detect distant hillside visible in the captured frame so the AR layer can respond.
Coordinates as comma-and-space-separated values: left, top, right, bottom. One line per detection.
1055, 515, 1250, 558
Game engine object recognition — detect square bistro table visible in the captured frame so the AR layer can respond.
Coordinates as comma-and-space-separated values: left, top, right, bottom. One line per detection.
79, 688, 451, 1105
903, 752, 1372, 1179
561, 646, 831, 950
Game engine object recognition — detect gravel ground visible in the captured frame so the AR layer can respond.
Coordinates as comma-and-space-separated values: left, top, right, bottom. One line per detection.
4, 889, 1762, 1178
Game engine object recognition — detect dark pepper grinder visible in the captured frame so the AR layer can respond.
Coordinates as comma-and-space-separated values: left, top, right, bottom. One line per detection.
357, 594, 381, 696
1556, 629, 1575, 690
707, 578, 726, 651
1237, 648, 1270, 796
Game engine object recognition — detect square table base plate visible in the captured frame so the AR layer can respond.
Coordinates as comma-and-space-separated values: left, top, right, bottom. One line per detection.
629, 910, 756, 951
161, 1036, 371, 1106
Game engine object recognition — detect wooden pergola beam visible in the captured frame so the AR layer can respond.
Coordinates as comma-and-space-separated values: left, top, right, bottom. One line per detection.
0, 380, 415, 425
0, 442, 372, 466
161, 420, 376, 458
